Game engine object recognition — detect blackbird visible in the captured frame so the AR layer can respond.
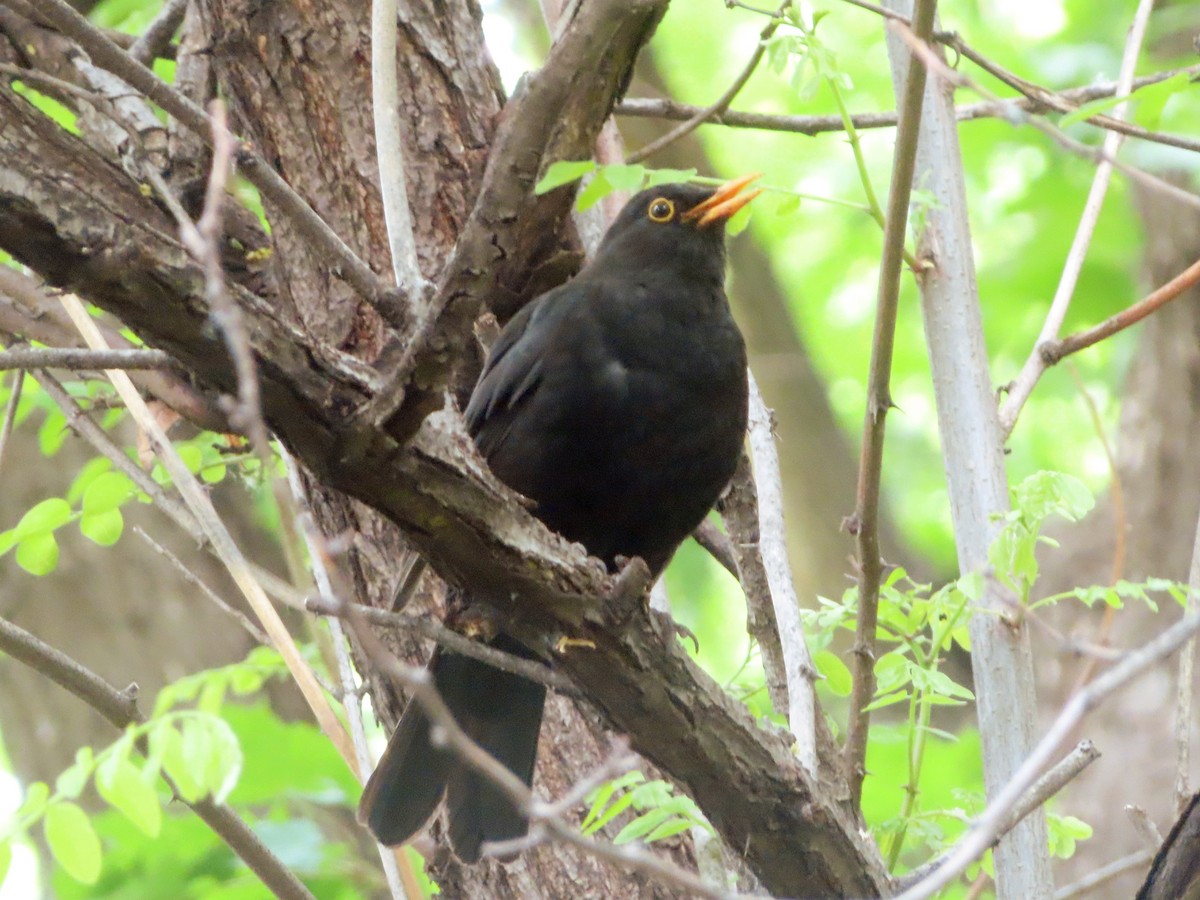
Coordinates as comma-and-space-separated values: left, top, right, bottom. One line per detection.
358, 176, 760, 862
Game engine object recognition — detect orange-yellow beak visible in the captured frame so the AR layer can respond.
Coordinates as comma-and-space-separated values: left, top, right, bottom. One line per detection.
682, 173, 764, 228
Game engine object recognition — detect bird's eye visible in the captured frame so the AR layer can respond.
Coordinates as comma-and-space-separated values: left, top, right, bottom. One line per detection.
647, 198, 675, 223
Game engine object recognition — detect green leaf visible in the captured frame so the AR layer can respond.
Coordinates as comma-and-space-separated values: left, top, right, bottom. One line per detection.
599, 164, 646, 192
614, 807, 676, 844
534, 160, 596, 194
80, 508, 124, 546
1133, 72, 1191, 130
16, 532, 59, 575
200, 462, 227, 485
55, 748, 94, 800
96, 757, 162, 837
815, 649, 852, 696
37, 408, 69, 456
177, 444, 203, 474
81, 471, 134, 515
153, 723, 203, 803
726, 204, 753, 237
1014, 471, 1094, 524
44, 802, 102, 884
66, 457, 114, 505
18, 781, 50, 819
0, 841, 11, 889
575, 172, 614, 211
14, 497, 72, 537
1058, 93, 1126, 128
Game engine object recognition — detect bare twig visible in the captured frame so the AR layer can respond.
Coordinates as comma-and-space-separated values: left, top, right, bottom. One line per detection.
1054, 849, 1155, 899
1127, 803, 1164, 849
898, 611, 1200, 900
746, 372, 816, 771
133, 526, 271, 646
25, 0, 407, 328
0, 347, 173, 370
370, 0, 425, 301
305, 594, 578, 696
126, 0, 187, 66
1041, 256, 1200, 365
0, 368, 23, 477
998, 0, 1156, 438
625, 1, 789, 165
0, 614, 316, 900
843, 0, 937, 809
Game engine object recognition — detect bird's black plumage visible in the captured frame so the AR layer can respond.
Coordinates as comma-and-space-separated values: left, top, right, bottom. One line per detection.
359, 180, 755, 862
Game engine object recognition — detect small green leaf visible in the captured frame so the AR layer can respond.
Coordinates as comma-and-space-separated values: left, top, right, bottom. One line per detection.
575, 172, 614, 211
55, 749, 94, 800
1059, 93, 1124, 128
599, 164, 646, 192
81, 471, 134, 515
177, 444, 203, 474
0, 841, 11, 889
15, 497, 72, 537
37, 408, 68, 456
614, 807, 675, 844
534, 160, 596, 194
773, 193, 802, 216
153, 723, 202, 803
200, 463, 227, 485
80, 508, 124, 546
96, 757, 161, 837
815, 650, 852, 696
18, 782, 50, 819
16, 532, 59, 575
725, 204, 752, 237
1133, 72, 1190, 130
66, 458, 114, 505
44, 802, 102, 884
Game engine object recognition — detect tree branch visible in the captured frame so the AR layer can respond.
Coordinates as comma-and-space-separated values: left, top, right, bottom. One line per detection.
0, 347, 173, 370
844, 0, 937, 809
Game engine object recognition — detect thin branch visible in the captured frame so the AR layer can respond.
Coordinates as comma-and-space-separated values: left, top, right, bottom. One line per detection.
0, 614, 316, 900
615, 64, 1200, 141
1040, 256, 1200, 365
746, 371, 816, 772
370, 0, 426, 300
897, 740, 1101, 890
625, 1, 789, 165
24, 0, 407, 329
898, 610, 1200, 900
843, 0, 938, 809
126, 0, 187, 66
1054, 849, 1155, 900
133, 526, 272, 647
0, 368, 23, 477
305, 594, 578, 696
998, 0, 1155, 437
0, 347, 173, 370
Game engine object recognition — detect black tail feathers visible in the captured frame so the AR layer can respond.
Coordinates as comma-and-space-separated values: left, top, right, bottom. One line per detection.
358, 638, 546, 862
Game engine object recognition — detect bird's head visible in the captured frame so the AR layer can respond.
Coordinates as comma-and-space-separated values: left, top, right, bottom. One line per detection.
592, 175, 763, 277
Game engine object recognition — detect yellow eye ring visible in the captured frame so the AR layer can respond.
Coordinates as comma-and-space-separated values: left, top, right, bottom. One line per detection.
647, 198, 675, 223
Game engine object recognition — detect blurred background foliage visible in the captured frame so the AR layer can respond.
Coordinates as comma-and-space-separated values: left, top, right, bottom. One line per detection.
2, 0, 1198, 896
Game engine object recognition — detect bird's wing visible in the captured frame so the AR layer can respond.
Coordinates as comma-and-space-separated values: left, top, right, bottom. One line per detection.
464, 282, 578, 437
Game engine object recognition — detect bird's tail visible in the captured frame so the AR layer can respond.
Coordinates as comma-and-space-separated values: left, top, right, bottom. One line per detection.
357, 637, 546, 863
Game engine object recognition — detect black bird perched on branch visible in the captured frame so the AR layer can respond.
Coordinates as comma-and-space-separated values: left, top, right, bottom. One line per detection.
358, 176, 761, 862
